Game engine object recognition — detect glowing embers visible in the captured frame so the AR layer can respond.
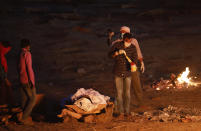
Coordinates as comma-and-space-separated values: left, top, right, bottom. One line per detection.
152, 67, 200, 90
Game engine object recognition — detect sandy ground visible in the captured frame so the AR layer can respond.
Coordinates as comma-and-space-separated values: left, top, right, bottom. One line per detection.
0, 1, 201, 130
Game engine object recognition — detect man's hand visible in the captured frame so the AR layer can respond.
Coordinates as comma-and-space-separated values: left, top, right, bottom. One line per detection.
119, 49, 126, 55
29, 82, 35, 88
140, 61, 145, 73
113, 50, 126, 58
114, 51, 119, 56
108, 32, 114, 39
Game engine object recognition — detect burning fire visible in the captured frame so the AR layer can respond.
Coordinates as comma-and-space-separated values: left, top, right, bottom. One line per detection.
152, 67, 200, 90
176, 67, 198, 86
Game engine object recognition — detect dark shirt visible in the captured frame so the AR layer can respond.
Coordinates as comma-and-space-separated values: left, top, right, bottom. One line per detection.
108, 41, 138, 78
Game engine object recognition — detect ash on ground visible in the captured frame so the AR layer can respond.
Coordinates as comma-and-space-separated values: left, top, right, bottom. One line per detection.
130, 105, 201, 123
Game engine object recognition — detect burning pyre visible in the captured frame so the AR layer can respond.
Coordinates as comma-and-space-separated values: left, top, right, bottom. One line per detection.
152, 67, 201, 90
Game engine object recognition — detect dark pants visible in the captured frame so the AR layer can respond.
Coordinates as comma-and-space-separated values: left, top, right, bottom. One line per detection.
0, 79, 13, 105
131, 71, 143, 105
20, 83, 36, 120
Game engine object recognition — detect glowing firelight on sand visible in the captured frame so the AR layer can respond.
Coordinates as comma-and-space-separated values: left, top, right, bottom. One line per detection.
176, 67, 197, 86
152, 67, 200, 90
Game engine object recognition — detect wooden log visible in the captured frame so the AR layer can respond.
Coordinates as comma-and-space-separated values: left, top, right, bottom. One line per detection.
89, 104, 106, 114
94, 102, 114, 123
0, 105, 7, 108
63, 116, 78, 123
65, 105, 86, 114
58, 109, 82, 119
84, 115, 95, 123
66, 110, 82, 119
59, 102, 114, 123
0, 115, 11, 125
63, 116, 70, 123
0, 108, 9, 113
57, 109, 68, 118
11, 107, 22, 113
65, 104, 106, 115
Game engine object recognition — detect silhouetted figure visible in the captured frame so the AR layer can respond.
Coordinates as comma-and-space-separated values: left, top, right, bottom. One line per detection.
0, 41, 13, 107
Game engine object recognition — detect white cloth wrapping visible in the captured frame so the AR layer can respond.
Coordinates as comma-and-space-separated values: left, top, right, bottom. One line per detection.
74, 98, 98, 112
71, 88, 110, 112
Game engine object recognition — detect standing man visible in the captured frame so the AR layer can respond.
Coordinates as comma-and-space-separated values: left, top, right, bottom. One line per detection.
18, 39, 36, 124
0, 41, 13, 106
108, 26, 144, 106
109, 33, 142, 117
107, 26, 145, 73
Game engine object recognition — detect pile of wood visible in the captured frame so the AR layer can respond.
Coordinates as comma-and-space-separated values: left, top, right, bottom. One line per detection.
0, 105, 22, 125
151, 74, 181, 90
58, 102, 114, 123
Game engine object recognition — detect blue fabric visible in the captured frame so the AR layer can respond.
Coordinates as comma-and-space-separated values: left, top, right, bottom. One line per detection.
60, 94, 73, 108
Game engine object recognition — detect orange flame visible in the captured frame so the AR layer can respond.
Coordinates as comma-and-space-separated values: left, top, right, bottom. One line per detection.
176, 67, 197, 86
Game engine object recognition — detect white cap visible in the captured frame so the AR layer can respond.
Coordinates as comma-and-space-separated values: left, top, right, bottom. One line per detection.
120, 26, 130, 33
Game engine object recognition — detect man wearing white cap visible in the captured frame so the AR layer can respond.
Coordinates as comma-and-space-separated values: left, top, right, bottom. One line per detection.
108, 26, 145, 116
108, 26, 145, 73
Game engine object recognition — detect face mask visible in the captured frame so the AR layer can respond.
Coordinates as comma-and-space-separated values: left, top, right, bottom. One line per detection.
121, 33, 125, 39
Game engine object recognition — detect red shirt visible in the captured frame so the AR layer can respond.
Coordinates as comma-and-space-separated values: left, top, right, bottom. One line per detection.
0, 42, 11, 73
19, 48, 35, 86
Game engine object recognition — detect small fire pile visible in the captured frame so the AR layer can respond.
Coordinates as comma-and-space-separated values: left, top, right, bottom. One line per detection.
152, 67, 201, 90
0, 105, 22, 125
131, 105, 201, 123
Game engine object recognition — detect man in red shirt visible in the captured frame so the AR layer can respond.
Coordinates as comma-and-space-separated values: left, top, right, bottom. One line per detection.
18, 39, 36, 124
0, 41, 12, 106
